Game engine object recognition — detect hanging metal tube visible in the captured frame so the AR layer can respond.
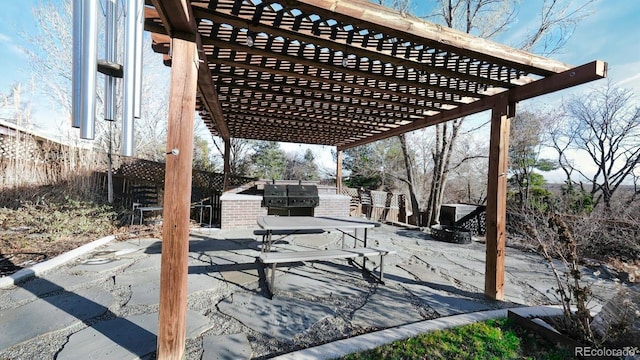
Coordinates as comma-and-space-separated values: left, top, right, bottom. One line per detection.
104, 0, 118, 122
133, 0, 144, 120
122, 0, 138, 156
79, 0, 99, 140
71, 0, 83, 128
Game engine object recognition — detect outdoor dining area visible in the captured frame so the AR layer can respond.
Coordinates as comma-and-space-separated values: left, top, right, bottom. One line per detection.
59, 0, 608, 356
0, 218, 622, 359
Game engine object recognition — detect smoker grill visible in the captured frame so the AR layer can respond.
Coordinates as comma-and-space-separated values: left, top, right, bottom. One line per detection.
263, 184, 319, 216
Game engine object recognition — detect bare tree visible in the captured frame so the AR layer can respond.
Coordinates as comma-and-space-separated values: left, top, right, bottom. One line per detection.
0, 83, 33, 126
20, 0, 74, 132
211, 137, 254, 177
508, 110, 557, 208
21, 0, 171, 159
560, 82, 640, 208
401, 0, 594, 226
375, 0, 410, 14
284, 149, 320, 181
518, 0, 594, 56
398, 134, 421, 221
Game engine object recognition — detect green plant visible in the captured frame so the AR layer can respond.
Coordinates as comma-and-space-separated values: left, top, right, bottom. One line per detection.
341, 319, 571, 360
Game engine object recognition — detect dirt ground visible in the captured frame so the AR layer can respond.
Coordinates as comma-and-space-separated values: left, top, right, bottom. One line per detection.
0, 223, 161, 277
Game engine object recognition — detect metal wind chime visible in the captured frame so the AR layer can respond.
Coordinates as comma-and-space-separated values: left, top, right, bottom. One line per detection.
72, 0, 144, 157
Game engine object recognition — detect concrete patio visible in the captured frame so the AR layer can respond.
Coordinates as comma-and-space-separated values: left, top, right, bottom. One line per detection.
0, 224, 622, 359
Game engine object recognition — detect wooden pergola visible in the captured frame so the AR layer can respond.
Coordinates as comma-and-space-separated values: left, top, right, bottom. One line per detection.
143, 0, 606, 357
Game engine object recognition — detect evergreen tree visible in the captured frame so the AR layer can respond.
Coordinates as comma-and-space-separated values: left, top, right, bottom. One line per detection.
250, 141, 287, 180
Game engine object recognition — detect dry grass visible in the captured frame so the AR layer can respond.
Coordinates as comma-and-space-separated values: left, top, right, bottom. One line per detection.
0, 179, 120, 276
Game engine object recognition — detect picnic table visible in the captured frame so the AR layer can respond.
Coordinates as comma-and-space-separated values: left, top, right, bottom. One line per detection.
255, 215, 395, 296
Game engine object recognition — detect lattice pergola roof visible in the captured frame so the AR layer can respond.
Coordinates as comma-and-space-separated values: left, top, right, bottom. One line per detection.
143, 2, 607, 352
144, 0, 605, 150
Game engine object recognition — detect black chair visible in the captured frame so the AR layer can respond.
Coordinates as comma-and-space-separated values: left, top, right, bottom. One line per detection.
191, 187, 213, 227
130, 185, 163, 226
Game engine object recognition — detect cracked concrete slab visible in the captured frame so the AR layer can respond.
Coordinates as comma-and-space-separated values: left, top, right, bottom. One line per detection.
351, 286, 425, 329
125, 254, 162, 273
0, 224, 626, 359
197, 253, 260, 286
202, 333, 253, 360
116, 268, 221, 305
398, 262, 455, 289
402, 283, 491, 316
4, 272, 104, 304
71, 257, 135, 274
0, 288, 113, 350
57, 310, 212, 360
218, 292, 334, 341
272, 264, 367, 298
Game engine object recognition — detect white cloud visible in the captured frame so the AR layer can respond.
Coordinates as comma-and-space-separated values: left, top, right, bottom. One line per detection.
0, 32, 27, 57
611, 62, 640, 99
280, 142, 336, 171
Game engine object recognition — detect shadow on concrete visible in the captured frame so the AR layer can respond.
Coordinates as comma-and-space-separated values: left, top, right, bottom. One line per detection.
5, 277, 157, 358
395, 229, 431, 240
0, 252, 47, 277
0, 251, 22, 277
384, 271, 489, 301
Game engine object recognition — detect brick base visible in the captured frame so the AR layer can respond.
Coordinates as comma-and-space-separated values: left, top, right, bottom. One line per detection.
220, 193, 351, 229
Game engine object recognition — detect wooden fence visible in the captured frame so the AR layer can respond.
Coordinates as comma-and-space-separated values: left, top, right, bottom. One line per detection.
342, 187, 409, 223
104, 156, 255, 226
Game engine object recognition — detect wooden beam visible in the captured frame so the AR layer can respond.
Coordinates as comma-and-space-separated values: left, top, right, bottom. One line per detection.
206, 56, 461, 106
215, 72, 441, 113
337, 60, 607, 150
220, 103, 401, 130
295, 0, 572, 76
222, 112, 388, 136
223, 138, 230, 192
157, 37, 198, 360
191, 7, 514, 89
146, 5, 230, 141
199, 36, 481, 100
214, 75, 437, 116
149, 0, 193, 38
336, 150, 343, 194
484, 99, 511, 301
508, 60, 607, 102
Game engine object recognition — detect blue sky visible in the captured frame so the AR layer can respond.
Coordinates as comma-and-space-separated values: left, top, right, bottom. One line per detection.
0, 1, 38, 93
2, 1, 638, 109
1, 0, 639, 174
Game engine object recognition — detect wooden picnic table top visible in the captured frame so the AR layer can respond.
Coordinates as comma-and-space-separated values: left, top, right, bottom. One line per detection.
256, 215, 378, 231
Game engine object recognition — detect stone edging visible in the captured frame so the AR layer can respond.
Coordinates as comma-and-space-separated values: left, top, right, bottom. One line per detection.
0, 235, 116, 289
271, 306, 564, 360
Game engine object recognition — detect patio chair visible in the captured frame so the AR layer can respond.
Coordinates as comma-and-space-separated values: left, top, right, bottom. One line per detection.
359, 189, 373, 219
191, 187, 213, 227
130, 184, 163, 226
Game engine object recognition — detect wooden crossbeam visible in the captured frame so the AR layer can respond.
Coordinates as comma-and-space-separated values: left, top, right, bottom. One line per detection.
295, 0, 572, 76
191, 6, 515, 89
337, 60, 607, 150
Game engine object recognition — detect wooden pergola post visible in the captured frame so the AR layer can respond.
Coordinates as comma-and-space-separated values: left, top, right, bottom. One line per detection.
484, 98, 512, 301
157, 37, 198, 359
223, 138, 231, 192
336, 149, 343, 194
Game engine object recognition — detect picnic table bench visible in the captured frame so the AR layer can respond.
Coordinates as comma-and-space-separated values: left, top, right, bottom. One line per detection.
253, 228, 325, 248
255, 216, 395, 296
258, 247, 395, 295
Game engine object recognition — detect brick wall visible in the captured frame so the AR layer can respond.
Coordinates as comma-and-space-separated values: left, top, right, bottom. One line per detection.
314, 194, 350, 217
220, 193, 351, 229
220, 194, 268, 229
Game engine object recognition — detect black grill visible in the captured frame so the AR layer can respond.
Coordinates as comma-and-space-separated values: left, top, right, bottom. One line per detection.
263, 184, 319, 215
